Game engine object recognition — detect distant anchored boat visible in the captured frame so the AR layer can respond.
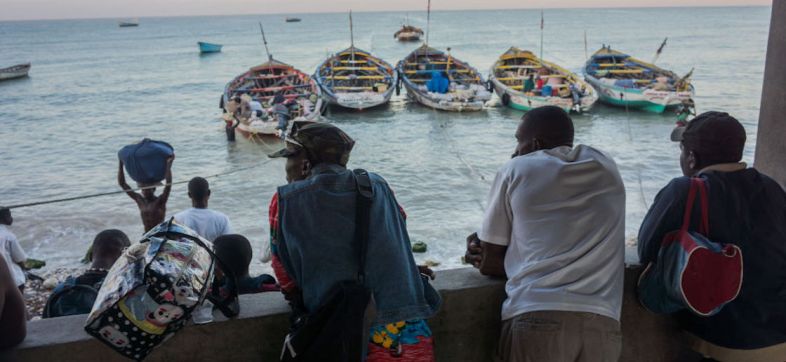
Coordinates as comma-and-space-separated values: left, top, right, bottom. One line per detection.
584, 46, 694, 113
394, 25, 423, 42
285, 17, 301, 23
0, 63, 31, 81
118, 19, 139, 27
198, 42, 223, 54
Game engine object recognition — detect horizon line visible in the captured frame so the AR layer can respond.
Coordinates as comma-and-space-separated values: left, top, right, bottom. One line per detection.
0, 3, 770, 22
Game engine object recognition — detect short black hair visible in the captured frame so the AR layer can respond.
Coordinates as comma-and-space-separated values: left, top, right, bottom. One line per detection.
92, 229, 131, 260
188, 177, 210, 200
682, 111, 746, 166
213, 234, 252, 277
521, 106, 575, 148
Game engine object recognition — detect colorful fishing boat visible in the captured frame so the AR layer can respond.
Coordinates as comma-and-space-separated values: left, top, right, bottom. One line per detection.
314, 46, 397, 110
489, 47, 597, 113
0, 63, 31, 81
222, 59, 323, 139
397, 45, 491, 112
584, 46, 694, 113
198, 42, 223, 54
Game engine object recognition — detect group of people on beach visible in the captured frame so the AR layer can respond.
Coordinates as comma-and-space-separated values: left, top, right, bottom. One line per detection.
2, 105, 786, 362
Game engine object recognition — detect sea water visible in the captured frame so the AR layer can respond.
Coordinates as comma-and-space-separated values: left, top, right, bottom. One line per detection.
0, 6, 771, 274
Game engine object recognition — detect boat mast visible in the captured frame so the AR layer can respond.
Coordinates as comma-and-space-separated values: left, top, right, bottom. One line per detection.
426, 0, 431, 46
349, 10, 355, 64
258, 22, 273, 63
651, 37, 668, 64
539, 10, 544, 64
583, 30, 588, 60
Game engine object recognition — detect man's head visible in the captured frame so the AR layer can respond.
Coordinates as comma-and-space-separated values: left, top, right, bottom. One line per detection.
513, 106, 575, 158
91, 229, 131, 269
0, 207, 11, 226
273, 94, 285, 105
268, 122, 355, 180
188, 177, 210, 207
137, 183, 157, 199
671, 111, 746, 176
213, 234, 253, 278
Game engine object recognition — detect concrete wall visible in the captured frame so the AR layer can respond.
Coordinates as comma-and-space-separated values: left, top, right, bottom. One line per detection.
756, 1, 786, 188
9, 266, 682, 362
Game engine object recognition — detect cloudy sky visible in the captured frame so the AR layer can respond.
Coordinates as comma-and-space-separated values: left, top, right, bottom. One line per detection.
0, 0, 771, 21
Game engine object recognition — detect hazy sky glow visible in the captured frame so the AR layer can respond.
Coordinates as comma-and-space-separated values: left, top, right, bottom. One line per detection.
0, 0, 771, 21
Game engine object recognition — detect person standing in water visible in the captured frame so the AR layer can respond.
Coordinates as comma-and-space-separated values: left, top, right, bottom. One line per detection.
118, 155, 174, 232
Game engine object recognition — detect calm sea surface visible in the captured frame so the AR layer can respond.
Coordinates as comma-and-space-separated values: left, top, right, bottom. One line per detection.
0, 7, 771, 274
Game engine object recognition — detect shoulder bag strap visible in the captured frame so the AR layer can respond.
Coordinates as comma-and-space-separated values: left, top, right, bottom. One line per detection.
353, 169, 374, 284
680, 178, 700, 233
694, 178, 710, 235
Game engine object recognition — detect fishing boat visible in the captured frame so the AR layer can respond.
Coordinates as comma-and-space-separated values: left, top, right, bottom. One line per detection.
118, 19, 139, 27
397, 45, 491, 112
489, 47, 597, 113
584, 46, 694, 113
285, 17, 301, 23
314, 46, 397, 110
222, 59, 323, 138
0, 63, 31, 81
221, 24, 323, 139
198, 42, 223, 54
394, 25, 424, 42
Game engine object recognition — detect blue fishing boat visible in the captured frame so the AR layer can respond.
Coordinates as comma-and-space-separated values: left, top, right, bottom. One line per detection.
198, 42, 223, 54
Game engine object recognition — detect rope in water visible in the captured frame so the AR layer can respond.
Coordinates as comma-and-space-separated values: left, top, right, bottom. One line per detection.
5, 161, 271, 210
433, 115, 490, 212
621, 92, 650, 210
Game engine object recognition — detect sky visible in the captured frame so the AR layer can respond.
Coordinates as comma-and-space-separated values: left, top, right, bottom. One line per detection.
0, 0, 771, 21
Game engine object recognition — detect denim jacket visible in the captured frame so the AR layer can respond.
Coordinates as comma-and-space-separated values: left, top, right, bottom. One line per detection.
276, 164, 441, 326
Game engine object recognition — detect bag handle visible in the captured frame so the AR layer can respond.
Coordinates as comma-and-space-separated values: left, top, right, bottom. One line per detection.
681, 178, 709, 235
352, 169, 373, 284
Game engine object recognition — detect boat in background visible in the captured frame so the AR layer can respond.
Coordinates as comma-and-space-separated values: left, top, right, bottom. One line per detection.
285, 17, 301, 23
223, 59, 323, 138
397, 45, 491, 112
394, 15, 423, 42
0, 63, 31, 81
489, 47, 597, 113
314, 46, 397, 110
222, 23, 323, 139
584, 46, 694, 113
198, 42, 223, 54
118, 19, 139, 27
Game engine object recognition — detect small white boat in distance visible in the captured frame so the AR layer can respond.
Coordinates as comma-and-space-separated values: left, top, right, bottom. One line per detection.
0, 63, 31, 81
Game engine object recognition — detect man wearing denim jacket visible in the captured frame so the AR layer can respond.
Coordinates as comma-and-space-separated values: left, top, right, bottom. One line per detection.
268, 122, 441, 360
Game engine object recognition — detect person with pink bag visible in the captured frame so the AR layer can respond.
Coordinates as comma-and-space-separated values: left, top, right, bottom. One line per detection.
638, 111, 786, 361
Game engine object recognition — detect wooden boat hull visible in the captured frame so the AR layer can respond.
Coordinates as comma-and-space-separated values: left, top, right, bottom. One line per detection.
397, 45, 491, 112
489, 48, 597, 113
222, 58, 324, 132
396, 33, 422, 42
198, 42, 223, 53
585, 75, 694, 113
0, 63, 31, 81
314, 46, 397, 110
584, 47, 695, 113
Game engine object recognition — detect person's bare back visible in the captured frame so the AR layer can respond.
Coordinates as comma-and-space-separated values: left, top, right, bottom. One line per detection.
118, 156, 174, 232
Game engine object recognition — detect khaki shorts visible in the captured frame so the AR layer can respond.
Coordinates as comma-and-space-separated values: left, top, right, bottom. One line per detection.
497, 311, 622, 362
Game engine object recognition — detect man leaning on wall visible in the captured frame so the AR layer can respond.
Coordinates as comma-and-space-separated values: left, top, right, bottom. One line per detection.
465, 106, 626, 362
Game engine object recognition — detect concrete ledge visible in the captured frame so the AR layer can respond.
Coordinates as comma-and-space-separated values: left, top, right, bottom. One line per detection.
12, 266, 682, 361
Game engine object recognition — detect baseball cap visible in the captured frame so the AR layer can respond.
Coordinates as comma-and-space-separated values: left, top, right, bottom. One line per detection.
670, 111, 746, 160
268, 122, 355, 166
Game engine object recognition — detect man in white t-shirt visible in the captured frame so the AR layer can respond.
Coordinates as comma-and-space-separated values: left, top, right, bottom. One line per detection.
174, 177, 232, 242
0, 207, 27, 293
465, 106, 626, 362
